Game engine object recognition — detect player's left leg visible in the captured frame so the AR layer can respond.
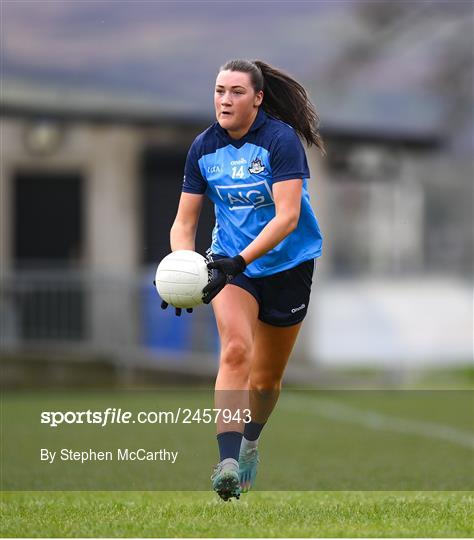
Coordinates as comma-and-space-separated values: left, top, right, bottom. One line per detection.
249, 320, 302, 422
239, 320, 302, 492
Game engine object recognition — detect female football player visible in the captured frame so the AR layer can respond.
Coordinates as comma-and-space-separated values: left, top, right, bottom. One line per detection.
163, 59, 324, 500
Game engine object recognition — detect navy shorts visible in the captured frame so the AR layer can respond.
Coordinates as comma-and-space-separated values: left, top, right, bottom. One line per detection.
210, 254, 316, 327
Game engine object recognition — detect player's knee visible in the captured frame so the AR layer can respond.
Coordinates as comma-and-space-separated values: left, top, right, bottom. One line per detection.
220, 339, 251, 371
249, 375, 281, 396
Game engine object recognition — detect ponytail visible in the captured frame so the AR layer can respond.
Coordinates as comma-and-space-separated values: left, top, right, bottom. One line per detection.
220, 59, 326, 155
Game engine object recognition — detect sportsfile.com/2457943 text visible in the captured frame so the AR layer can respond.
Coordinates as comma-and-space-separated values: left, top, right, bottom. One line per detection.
40, 408, 252, 427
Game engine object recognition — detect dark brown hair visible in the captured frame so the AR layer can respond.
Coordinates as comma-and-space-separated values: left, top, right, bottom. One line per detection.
220, 59, 325, 154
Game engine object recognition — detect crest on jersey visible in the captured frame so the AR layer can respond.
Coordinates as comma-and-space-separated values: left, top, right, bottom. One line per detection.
248, 157, 265, 174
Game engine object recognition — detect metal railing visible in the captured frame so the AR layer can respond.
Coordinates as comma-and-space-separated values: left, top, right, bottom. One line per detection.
1, 269, 220, 372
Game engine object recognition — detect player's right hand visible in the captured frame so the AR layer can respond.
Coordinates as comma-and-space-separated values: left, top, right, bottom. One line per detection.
153, 280, 193, 316
160, 300, 193, 317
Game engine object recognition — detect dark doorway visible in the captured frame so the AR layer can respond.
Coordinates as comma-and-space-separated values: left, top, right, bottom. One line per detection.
142, 146, 215, 264
13, 170, 83, 268
12, 170, 84, 340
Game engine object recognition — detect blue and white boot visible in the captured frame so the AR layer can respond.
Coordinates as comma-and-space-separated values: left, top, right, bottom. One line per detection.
239, 441, 260, 493
211, 458, 241, 501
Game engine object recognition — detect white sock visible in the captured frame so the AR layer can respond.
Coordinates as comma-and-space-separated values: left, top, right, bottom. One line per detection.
220, 457, 238, 468
241, 436, 259, 450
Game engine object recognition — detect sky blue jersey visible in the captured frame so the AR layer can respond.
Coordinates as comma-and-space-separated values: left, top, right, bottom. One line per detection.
182, 108, 323, 278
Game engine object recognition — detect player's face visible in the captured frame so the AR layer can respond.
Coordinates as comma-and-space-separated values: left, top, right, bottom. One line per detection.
214, 70, 263, 139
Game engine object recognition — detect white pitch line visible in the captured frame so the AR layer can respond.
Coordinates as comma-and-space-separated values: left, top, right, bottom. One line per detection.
280, 395, 474, 450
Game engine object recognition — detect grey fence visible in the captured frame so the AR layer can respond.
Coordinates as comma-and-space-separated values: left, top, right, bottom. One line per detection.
1, 269, 220, 376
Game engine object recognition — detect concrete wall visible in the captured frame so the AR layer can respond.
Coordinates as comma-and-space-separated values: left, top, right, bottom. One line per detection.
1, 119, 142, 274
312, 277, 472, 367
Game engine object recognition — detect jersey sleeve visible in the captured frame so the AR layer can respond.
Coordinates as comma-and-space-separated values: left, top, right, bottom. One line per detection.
269, 128, 310, 183
182, 139, 207, 194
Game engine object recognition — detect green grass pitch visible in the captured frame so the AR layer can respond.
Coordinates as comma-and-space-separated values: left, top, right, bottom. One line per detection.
1, 387, 472, 536
1, 490, 473, 537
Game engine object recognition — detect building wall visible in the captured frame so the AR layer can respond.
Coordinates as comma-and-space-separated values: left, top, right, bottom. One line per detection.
1, 119, 144, 349
1, 119, 140, 274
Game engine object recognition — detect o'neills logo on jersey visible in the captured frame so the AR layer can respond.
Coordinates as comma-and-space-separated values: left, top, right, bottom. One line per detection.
248, 158, 265, 174
230, 158, 247, 166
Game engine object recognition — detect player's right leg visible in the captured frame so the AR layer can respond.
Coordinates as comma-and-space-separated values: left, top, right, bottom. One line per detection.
210, 284, 259, 500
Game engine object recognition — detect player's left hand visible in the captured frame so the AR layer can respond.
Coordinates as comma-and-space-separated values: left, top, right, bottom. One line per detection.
153, 280, 193, 316
202, 255, 246, 304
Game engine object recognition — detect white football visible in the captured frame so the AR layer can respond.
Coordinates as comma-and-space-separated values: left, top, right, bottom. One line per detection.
155, 250, 209, 309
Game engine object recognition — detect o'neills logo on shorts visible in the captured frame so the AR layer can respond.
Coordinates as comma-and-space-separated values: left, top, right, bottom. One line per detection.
291, 304, 306, 314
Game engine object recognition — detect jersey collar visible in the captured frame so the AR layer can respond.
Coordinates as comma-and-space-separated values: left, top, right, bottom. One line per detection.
248, 107, 267, 132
